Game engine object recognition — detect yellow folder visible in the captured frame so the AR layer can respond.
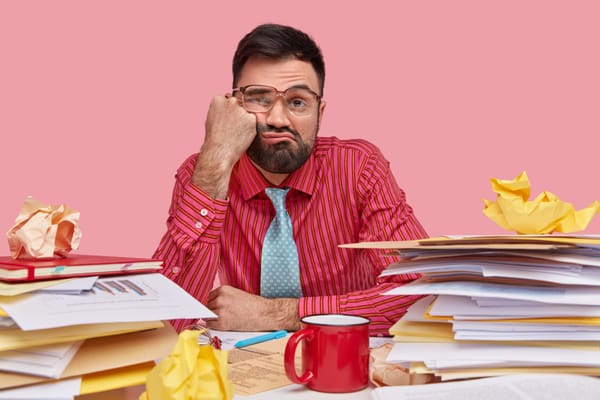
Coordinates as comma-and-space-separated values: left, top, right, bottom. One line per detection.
0, 320, 164, 352
0, 322, 177, 390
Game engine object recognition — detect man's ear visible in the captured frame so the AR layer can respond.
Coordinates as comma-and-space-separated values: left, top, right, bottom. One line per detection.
318, 100, 326, 125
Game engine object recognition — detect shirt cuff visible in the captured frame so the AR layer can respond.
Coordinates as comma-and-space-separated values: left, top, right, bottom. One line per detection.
172, 183, 228, 242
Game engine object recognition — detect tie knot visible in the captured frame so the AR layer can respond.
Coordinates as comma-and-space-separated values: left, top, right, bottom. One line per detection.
265, 187, 290, 212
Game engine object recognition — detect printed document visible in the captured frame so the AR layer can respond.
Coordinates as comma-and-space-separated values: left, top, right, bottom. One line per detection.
0, 273, 216, 330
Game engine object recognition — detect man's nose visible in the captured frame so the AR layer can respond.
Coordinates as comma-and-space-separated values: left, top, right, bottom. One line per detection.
265, 96, 291, 127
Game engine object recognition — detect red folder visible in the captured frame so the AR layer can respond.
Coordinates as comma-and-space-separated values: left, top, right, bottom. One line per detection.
0, 254, 163, 282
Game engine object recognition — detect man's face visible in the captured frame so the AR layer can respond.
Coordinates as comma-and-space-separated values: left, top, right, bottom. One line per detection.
236, 56, 326, 174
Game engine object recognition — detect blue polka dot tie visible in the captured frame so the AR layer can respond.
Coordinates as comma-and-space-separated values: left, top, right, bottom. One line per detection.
260, 187, 302, 298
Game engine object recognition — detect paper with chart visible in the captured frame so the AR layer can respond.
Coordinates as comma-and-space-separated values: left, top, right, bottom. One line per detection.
0, 273, 216, 330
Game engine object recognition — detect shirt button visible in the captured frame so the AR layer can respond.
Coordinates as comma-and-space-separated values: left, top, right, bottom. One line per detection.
200, 208, 209, 216
172, 266, 181, 274
194, 221, 203, 229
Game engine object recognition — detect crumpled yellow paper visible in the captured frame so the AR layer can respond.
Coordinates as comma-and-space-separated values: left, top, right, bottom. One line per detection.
6, 197, 82, 259
139, 330, 233, 400
483, 171, 600, 234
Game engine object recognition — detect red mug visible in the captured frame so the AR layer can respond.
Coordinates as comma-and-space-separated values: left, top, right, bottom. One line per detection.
284, 314, 370, 393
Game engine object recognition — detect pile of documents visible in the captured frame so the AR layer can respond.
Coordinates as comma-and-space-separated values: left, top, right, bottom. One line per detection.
345, 235, 600, 381
0, 263, 216, 398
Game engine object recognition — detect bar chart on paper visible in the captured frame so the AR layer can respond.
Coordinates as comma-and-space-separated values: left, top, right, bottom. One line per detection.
0, 273, 217, 330
91, 279, 148, 296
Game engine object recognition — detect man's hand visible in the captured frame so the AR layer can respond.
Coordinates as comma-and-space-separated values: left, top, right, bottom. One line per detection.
205, 285, 301, 332
192, 95, 257, 199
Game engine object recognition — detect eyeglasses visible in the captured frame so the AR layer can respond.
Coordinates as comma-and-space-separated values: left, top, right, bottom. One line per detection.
233, 85, 321, 117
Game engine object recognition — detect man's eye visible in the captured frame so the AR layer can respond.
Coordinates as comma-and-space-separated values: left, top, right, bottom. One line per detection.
289, 98, 307, 109
247, 96, 272, 106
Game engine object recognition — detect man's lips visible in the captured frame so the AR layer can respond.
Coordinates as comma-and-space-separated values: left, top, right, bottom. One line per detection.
260, 131, 295, 144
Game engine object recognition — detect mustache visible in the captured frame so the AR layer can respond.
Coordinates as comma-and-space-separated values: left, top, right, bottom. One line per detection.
256, 123, 300, 138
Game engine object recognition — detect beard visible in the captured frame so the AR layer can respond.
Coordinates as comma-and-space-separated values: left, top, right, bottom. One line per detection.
246, 123, 317, 174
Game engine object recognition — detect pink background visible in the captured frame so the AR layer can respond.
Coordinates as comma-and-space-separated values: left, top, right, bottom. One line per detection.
1, 1, 599, 257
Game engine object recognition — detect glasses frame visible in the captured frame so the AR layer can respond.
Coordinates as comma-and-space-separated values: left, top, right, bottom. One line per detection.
232, 85, 322, 117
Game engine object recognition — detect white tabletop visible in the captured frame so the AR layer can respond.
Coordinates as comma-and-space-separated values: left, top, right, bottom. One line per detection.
236, 384, 372, 400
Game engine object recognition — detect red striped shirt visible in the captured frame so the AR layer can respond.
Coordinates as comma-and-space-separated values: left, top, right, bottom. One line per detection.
154, 136, 428, 335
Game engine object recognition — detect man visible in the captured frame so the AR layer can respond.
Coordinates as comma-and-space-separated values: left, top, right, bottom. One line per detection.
154, 23, 427, 336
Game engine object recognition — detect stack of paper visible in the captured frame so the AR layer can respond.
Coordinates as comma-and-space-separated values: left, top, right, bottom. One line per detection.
0, 267, 217, 398
344, 235, 600, 381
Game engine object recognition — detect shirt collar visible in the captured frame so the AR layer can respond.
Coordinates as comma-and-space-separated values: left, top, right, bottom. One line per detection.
236, 143, 320, 200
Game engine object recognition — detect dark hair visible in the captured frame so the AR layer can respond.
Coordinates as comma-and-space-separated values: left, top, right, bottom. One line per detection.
232, 23, 325, 96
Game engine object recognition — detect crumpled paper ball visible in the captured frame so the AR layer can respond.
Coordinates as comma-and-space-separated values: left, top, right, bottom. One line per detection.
139, 329, 233, 400
483, 171, 600, 234
6, 196, 82, 259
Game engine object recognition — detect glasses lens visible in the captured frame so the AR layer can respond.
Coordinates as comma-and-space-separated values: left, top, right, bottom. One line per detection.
284, 88, 317, 116
243, 86, 276, 113
242, 86, 318, 116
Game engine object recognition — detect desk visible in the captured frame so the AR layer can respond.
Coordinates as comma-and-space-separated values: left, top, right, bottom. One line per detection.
72, 329, 389, 399
76, 383, 373, 400
237, 384, 372, 399
74, 328, 385, 400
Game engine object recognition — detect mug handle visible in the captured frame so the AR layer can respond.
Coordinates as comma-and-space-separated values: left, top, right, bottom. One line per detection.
284, 328, 314, 384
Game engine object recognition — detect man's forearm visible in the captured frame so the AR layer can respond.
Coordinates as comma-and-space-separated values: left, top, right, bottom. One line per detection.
205, 286, 302, 331
192, 147, 234, 200
193, 95, 257, 199
271, 298, 302, 331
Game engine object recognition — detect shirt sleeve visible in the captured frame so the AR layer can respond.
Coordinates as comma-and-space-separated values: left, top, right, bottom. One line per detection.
298, 146, 428, 336
153, 154, 228, 332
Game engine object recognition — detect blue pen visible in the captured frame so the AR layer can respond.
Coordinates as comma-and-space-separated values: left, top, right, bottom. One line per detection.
234, 330, 288, 348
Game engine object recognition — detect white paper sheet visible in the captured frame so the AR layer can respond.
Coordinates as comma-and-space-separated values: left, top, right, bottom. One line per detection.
430, 295, 600, 319
402, 295, 437, 321
35, 276, 97, 294
388, 342, 600, 367
0, 377, 81, 399
0, 341, 82, 377
0, 273, 217, 330
453, 320, 600, 332
384, 280, 600, 305
382, 257, 600, 285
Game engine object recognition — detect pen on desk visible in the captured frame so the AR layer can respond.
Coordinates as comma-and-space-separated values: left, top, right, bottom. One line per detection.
234, 330, 288, 348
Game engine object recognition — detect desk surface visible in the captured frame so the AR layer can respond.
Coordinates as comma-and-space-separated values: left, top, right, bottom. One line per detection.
72, 329, 389, 399
76, 383, 373, 400
237, 384, 372, 400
